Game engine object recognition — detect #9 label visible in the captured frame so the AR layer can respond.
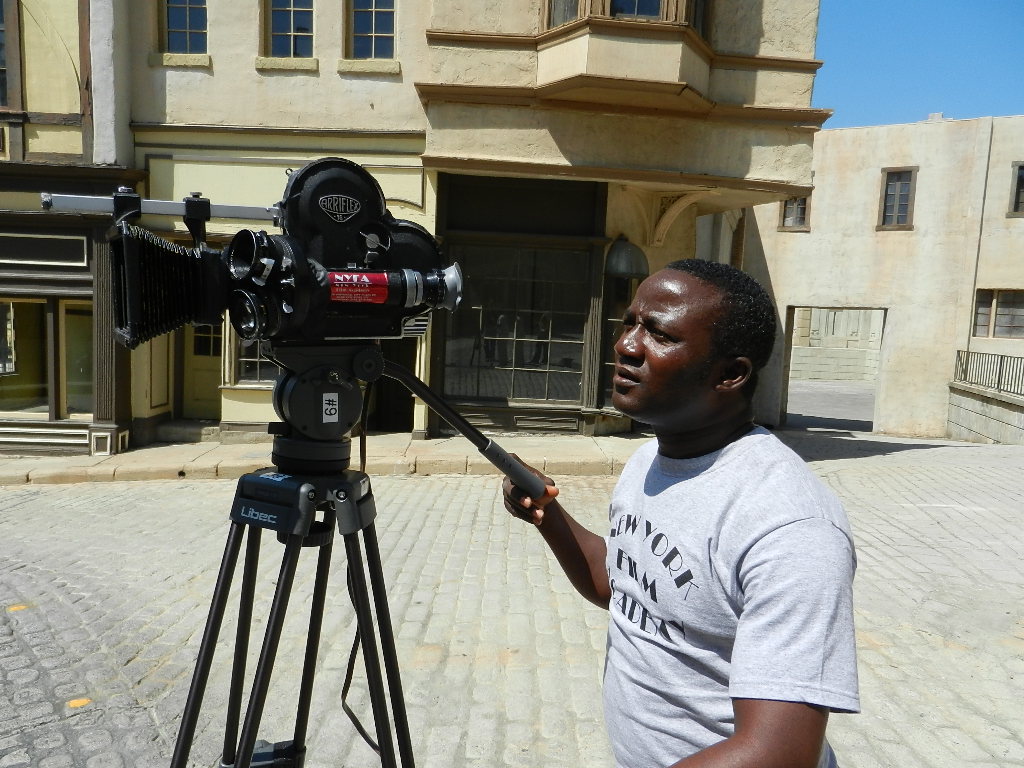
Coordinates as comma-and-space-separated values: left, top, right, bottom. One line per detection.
323, 393, 339, 423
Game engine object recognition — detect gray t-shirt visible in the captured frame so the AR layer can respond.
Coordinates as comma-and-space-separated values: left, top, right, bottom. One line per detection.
603, 428, 859, 768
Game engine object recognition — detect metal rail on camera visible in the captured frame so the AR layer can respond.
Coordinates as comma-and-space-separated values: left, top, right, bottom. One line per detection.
41, 191, 281, 223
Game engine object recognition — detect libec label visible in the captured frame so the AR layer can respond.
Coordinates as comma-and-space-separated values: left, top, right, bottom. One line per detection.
328, 271, 389, 303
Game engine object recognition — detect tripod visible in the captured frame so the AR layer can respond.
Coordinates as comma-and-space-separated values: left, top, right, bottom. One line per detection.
169, 343, 544, 768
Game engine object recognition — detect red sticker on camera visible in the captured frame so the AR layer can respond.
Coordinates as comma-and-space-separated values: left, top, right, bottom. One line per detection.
329, 272, 389, 303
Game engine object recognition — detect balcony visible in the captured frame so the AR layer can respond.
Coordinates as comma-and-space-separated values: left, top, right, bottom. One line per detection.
536, 15, 712, 113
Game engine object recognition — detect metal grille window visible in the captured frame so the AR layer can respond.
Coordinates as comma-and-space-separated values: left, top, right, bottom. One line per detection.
166, 0, 207, 54
610, 0, 661, 17
444, 245, 590, 404
781, 196, 808, 229
880, 169, 915, 227
270, 0, 314, 58
350, 0, 394, 59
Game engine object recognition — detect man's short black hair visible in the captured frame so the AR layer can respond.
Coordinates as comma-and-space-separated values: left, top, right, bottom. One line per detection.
664, 259, 777, 389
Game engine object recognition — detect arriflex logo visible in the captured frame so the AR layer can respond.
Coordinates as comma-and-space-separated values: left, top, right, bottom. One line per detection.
319, 195, 361, 223
239, 506, 278, 525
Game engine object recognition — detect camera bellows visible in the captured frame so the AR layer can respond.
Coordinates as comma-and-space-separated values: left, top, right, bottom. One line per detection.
110, 222, 226, 349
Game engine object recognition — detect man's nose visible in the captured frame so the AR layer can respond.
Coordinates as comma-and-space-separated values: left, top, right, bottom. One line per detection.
615, 325, 640, 358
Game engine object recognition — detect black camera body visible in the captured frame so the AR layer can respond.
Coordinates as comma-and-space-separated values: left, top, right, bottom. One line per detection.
110, 158, 461, 349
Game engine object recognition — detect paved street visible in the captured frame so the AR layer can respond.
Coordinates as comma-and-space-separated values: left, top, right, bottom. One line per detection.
1, 431, 1023, 767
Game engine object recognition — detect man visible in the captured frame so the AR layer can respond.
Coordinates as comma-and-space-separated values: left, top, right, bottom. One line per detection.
503, 259, 859, 768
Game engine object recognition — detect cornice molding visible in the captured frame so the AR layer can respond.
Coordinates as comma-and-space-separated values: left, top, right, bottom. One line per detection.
424, 24, 822, 74
421, 155, 812, 198
131, 123, 426, 141
414, 81, 830, 129
713, 53, 823, 73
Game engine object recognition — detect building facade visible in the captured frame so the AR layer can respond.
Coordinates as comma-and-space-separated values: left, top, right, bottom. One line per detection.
3, 0, 827, 451
745, 114, 1024, 442
0, 0, 142, 454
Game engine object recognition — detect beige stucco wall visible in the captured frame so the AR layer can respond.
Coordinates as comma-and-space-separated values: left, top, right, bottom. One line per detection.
21, 0, 82, 114
128, 2, 430, 132
748, 116, 1024, 438
969, 116, 1024, 357
429, 0, 540, 35
712, 0, 820, 58
424, 102, 814, 188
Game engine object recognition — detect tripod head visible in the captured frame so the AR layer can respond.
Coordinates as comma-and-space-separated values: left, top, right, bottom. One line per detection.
261, 341, 384, 475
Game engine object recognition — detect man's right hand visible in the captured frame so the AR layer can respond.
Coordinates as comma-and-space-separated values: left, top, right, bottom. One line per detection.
501, 459, 558, 526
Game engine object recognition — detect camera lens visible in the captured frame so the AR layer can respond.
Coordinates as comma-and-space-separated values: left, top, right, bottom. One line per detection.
229, 289, 266, 340
226, 230, 260, 281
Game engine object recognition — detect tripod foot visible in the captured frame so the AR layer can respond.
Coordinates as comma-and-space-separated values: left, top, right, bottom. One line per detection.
222, 739, 304, 768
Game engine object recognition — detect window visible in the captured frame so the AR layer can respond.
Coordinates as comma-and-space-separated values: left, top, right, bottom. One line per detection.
974, 290, 1024, 339
610, 0, 661, 18
236, 337, 282, 384
1010, 163, 1024, 216
0, 302, 15, 374
165, 0, 207, 54
0, 299, 93, 419
690, 0, 709, 37
779, 196, 809, 230
350, 0, 394, 59
0, 2, 7, 105
878, 168, 917, 229
270, 0, 314, 58
548, 0, 580, 29
444, 244, 590, 404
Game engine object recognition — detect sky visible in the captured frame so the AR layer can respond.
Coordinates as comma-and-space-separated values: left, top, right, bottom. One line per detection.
812, 0, 1022, 128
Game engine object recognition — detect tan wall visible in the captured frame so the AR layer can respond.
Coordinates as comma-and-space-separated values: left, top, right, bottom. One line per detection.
970, 116, 1024, 358
21, 0, 81, 114
748, 117, 1003, 437
712, 0, 820, 58
424, 102, 815, 188
129, 3, 430, 131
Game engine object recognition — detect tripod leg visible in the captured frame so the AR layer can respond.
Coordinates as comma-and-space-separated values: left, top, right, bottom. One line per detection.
234, 534, 304, 768
291, 527, 334, 756
221, 525, 262, 766
170, 521, 246, 768
363, 523, 416, 768
344, 532, 398, 768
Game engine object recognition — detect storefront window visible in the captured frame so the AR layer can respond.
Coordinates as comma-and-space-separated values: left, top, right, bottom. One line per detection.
444, 244, 590, 404
0, 301, 48, 416
599, 276, 640, 408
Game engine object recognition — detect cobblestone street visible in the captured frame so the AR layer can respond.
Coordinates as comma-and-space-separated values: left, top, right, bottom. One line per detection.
1, 432, 1022, 767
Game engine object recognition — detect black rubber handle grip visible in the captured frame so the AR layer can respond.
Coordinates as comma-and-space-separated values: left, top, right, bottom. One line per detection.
481, 440, 547, 500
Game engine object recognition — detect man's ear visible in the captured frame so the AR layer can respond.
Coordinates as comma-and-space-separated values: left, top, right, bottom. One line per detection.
714, 357, 753, 393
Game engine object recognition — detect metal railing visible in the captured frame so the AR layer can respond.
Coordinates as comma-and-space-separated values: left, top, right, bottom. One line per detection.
953, 350, 1024, 398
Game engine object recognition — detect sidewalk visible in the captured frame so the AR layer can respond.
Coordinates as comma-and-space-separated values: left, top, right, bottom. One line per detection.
0, 430, 653, 485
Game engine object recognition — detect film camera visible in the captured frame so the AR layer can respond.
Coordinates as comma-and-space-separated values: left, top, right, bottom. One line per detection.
110, 157, 462, 349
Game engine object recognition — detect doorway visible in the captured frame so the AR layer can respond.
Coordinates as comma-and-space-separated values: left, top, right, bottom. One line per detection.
182, 323, 223, 420
784, 307, 884, 431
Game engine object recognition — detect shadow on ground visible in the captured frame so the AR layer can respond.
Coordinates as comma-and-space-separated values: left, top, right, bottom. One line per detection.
773, 427, 949, 462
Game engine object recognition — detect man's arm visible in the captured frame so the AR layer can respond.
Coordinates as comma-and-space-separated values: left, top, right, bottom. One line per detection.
502, 472, 610, 608
669, 699, 829, 768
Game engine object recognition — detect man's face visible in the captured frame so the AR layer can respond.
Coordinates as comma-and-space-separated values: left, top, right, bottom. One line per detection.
611, 269, 725, 431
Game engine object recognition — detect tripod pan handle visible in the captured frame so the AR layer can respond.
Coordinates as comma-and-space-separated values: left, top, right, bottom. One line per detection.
481, 440, 547, 500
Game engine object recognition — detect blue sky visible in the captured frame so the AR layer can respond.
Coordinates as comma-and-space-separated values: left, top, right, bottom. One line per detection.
812, 0, 1022, 128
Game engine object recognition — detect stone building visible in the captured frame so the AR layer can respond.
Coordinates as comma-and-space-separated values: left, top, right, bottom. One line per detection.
745, 114, 1024, 443
3, 0, 827, 451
